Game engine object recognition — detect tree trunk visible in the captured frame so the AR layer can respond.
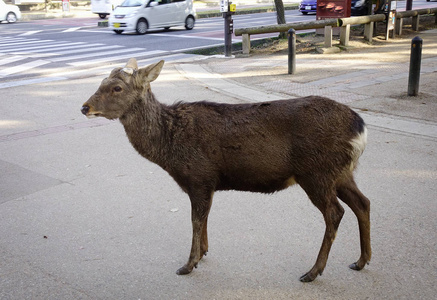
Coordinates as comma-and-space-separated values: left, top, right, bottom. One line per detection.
274, 0, 287, 38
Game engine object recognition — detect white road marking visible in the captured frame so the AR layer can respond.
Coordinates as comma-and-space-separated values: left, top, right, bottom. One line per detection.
0, 76, 67, 89
69, 50, 168, 66
0, 56, 27, 66
51, 47, 146, 62
0, 60, 50, 77
62, 27, 82, 33
2, 42, 87, 53
18, 31, 43, 36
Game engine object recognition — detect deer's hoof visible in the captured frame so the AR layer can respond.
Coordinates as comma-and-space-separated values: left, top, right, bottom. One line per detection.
176, 265, 192, 275
349, 262, 363, 271
299, 269, 320, 282
299, 273, 315, 282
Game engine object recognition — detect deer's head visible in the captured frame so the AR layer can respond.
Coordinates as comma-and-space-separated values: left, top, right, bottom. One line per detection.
81, 58, 164, 120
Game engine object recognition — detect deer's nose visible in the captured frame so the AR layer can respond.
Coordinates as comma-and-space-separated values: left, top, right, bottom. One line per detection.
81, 105, 90, 115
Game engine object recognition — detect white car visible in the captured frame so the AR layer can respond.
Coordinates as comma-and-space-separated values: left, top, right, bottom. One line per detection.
91, 0, 124, 19
109, 0, 196, 35
0, 0, 21, 23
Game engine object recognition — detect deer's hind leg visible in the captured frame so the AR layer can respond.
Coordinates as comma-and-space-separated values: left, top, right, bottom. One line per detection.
298, 179, 345, 282
336, 174, 371, 270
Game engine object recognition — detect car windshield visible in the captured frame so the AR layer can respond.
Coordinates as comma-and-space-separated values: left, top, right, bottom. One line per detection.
121, 0, 147, 7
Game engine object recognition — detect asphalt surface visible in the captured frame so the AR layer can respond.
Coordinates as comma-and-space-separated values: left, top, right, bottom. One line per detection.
1, 17, 436, 300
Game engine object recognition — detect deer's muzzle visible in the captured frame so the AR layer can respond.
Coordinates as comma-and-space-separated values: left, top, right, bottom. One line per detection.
81, 105, 90, 116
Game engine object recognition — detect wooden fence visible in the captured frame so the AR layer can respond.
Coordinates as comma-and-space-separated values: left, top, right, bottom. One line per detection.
234, 7, 437, 54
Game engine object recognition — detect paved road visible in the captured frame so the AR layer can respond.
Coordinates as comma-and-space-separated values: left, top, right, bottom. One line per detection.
1, 0, 436, 86
0, 10, 314, 86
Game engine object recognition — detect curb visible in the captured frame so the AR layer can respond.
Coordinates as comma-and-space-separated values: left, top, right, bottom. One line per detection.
20, 11, 94, 21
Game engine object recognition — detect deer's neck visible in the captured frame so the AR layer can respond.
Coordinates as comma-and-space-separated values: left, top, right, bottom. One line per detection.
119, 92, 169, 165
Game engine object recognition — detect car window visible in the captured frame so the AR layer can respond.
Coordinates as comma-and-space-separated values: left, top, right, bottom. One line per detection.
121, 0, 147, 7
154, 0, 171, 5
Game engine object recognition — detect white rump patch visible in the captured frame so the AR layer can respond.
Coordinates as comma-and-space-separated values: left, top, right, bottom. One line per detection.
349, 127, 367, 171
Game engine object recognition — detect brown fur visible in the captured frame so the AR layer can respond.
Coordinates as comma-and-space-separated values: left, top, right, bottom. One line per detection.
81, 59, 371, 282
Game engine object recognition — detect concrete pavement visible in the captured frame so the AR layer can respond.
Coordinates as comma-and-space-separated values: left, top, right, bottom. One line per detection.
1, 28, 437, 299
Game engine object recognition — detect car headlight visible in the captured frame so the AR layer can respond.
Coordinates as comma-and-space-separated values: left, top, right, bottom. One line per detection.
125, 10, 139, 18
355, 0, 365, 7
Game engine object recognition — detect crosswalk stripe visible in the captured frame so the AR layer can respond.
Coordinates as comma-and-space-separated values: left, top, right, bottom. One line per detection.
69, 50, 168, 67
0, 37, 36, 41
0, 53, 201, 89
62, 27, 81, 33
0, 76, 67, 89
0, 39, 54, 48
0, 59, 49, 77
0, 38, 36, 44
46, 45, 123, 56
0, 56, 27, 66
18, 31, 43, 36
6, 43, 103, 54
51, 47, 145, 63
1, 42, 85, 53
0, 37, 171, 77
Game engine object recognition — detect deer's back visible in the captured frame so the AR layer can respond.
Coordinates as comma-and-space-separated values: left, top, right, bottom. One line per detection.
164, 96, 365, 193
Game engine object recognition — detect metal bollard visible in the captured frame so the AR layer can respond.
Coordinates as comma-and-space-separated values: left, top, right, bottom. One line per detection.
224, 11, 233, 57
408, 36, 423, 96
288, 28, 296, 75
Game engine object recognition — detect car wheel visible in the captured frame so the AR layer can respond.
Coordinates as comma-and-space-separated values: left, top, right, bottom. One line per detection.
185, 16, 195, 30
301, 12, 308, 15
6, 12, 17, 23
114, 30, 124, 34
99, 14, 107, 19
136, 19, 148, 35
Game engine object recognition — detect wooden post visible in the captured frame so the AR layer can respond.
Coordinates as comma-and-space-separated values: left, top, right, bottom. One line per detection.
412, 15, 420, 31
396, 17, 403, 35
242, 34, 250, 55
340, 24, 350, 47
324, 26, 333, 48
364, 22, 374, 42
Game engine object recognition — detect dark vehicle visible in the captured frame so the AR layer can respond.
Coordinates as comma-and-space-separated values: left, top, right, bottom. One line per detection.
299, 0, 370, 16
351, 0, 371, 16
299, 0, 316, 14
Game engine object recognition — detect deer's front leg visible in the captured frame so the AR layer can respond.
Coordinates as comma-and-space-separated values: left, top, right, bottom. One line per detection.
176, 190, 213, 275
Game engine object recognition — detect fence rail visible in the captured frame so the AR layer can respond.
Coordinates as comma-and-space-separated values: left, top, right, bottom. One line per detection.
235, 7, 437, 54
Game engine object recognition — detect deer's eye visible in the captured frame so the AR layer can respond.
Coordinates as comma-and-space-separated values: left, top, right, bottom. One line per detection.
113, 86, 122, 92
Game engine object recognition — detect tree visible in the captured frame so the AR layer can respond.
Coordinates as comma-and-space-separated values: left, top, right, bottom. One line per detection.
274, 0, 287, 38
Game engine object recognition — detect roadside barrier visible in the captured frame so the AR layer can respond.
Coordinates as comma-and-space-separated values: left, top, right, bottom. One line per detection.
396, 8, 437, 35
235, 7, 437, 54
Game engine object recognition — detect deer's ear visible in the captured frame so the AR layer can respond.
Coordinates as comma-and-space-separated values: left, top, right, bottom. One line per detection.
138, 60, 164, 83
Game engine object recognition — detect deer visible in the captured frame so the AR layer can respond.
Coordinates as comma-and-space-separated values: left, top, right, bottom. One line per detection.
81, 58, 371, 282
